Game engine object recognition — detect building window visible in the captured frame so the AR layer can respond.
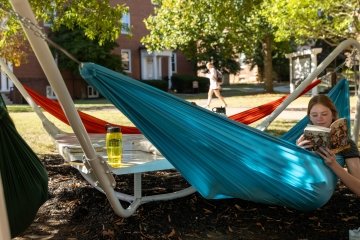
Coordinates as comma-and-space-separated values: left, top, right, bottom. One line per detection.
87, 85, 99, 98
0, 59, 13, 92
121, 49, 131, 72
46, 85, 57, 99
171, 53, 177, 73
239, 53, 246, 70
121, 13, 130, 34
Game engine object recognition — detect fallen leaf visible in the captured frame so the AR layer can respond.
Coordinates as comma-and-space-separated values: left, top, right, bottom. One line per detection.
203, 208, 213, 214
167, 229, 176, 238
256, 222, 265, 231
342, 216, 358, 221
234, 204, 242, 211
102, 229, 114, 238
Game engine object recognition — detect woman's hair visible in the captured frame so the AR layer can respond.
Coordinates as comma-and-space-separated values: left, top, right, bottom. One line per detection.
307, 95, 338, 121
206, 62, 213, 68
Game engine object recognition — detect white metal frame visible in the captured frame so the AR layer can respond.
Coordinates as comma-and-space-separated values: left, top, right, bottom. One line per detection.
6, 0, 196, 218
0, 175, 11, 240
7, 0, 360, 218
0, 50, 196, 217
257, 39, 360, 144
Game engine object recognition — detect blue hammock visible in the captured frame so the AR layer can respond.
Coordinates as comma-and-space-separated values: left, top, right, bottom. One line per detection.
80, 63, 349, 211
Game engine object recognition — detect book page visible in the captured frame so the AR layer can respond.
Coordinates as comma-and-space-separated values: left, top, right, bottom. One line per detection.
329, 118, 350, 153
303, 129, 331, 151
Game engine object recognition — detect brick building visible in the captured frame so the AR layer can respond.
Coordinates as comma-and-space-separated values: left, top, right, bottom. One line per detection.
1, 0, 195, 103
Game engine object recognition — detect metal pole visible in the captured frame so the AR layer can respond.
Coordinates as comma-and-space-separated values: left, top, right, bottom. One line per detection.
9, 0, 134, 217
0, 175, 11, 240
0, 59, 62, 137
257, 39, 360, 135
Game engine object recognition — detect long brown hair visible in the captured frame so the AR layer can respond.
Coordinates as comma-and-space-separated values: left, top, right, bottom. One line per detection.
307, 95, 338, 122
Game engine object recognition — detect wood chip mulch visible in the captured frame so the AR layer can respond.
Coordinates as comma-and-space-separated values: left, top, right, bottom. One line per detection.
13, 154, 360, 240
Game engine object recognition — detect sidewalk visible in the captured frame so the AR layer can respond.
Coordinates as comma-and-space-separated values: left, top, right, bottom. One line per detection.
206, 84, 309, 120
198, 83, 358, 121
225, 107, 307, 120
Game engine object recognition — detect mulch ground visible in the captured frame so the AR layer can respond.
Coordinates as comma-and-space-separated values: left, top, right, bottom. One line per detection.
14, 154, 360, 240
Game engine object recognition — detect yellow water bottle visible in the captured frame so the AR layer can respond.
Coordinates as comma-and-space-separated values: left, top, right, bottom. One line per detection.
106, 126, 122, 168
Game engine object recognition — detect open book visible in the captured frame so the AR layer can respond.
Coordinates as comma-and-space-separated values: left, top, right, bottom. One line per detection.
303, 118, 350, 154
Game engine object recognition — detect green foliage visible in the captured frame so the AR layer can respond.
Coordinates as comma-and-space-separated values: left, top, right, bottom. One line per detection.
143, 0, 360, 92
261, 0, 360, 45
0, 0, 127, 64
171, 74, 208, 93
49, 25, 122, 73
249, 40, 294, 82
142, 0, 289, 92
142, 0, 260, 75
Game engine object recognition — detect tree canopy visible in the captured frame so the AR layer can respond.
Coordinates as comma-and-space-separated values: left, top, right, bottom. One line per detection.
143, 0, 359, 91
142, 0, 289, 91
49, 25, 122, 74
142, 0, 263, 73
262, 0, 360, 46
0, 0, 127, 65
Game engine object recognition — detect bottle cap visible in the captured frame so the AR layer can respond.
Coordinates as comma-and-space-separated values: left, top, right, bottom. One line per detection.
107, 126, 121, 133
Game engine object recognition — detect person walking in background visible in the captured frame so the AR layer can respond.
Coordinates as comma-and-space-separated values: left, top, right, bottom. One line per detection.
203, 62, 227, 108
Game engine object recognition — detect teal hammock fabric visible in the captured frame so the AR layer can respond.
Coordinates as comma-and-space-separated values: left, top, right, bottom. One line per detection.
80, 62, 349, 211
0, 95, 48, 237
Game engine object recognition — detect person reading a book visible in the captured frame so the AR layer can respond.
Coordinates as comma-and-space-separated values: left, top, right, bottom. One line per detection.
296, 95, 360, 196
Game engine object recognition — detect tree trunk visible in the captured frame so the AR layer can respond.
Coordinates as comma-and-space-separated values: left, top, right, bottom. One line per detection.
262, 35, 273, 92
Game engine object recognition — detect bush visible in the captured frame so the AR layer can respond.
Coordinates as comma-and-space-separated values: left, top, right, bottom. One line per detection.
171, 74, 209, 93
139, 80, 168, 91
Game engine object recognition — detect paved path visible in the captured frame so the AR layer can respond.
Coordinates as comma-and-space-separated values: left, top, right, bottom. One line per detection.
219, 83, 308, 120
225, 107, 307, 120
212, 84, 357, 121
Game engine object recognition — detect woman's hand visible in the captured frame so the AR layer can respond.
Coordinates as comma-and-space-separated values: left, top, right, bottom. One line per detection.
316, 147, 337, 167
296, 134, 313, 149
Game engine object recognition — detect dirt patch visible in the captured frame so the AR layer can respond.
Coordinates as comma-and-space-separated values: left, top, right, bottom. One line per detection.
14, 154, 360, 240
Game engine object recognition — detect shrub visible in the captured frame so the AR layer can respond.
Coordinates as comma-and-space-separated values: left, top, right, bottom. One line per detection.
171, 74, 208, 93
139, 80, 168, 91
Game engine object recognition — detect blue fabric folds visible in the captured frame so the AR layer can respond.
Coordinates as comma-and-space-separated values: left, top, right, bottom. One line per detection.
80, 63, 350, 211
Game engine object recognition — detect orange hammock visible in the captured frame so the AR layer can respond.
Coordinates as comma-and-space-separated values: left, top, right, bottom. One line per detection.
23, 80, 320, 134
228, 79, 321, 124
24, 85, 141, 134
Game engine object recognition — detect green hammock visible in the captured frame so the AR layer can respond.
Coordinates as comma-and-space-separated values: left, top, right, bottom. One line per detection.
0, 95, 48, 237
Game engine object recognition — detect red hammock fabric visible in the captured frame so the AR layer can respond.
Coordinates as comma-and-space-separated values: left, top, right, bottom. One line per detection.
228, 79, 321, 124
24, 80, 319, 134
24, 86, 141, 134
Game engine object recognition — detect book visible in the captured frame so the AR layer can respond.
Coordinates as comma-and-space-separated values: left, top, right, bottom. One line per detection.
303, 118, 350, 154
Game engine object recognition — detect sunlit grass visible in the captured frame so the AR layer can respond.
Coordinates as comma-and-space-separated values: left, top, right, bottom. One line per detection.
266, 120, 298, 137
9, 109, 136, 155
9, 109, 297, 155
